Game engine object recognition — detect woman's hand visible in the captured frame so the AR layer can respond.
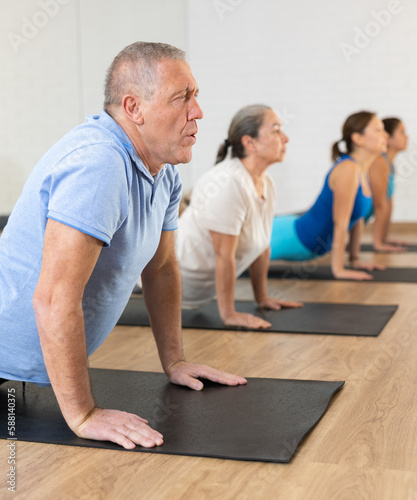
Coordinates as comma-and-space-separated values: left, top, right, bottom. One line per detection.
351, 260, 385, 271
222, 311, 272, 329
386, 239, 410, 248
333, 268, 374, 280
257, 297, 303, 310
373, 243, 407, 253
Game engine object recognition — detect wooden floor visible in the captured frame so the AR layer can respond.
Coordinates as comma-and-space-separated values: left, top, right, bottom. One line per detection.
2, 224, 417, 500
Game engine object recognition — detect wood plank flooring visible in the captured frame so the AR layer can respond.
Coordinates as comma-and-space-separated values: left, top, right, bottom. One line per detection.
1, 224, 416, 500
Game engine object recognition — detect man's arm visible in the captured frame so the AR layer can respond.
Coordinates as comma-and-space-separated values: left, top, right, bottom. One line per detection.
141, 230, 247, 387
33, 219, 163, 449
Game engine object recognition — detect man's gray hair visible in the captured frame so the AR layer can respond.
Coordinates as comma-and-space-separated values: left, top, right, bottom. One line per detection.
104, 41, 185, 109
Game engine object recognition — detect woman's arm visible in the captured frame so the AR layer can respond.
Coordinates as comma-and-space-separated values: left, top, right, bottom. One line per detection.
348, 219, 384, 271
209, 231, 271, 329
368, 157, 403, 252
249, 247, 303, 310
347, 218, 362, 264
330, 161, 373, 280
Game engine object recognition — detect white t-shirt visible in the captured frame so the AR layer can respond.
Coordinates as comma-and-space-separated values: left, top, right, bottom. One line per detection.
176, 157, 276, 307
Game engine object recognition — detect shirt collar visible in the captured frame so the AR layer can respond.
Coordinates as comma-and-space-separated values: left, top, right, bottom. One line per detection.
90, 110, 167, 183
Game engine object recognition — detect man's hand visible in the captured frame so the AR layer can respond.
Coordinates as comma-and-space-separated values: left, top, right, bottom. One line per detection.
257, 297, 303, 310
166, 361, 247, 391
74, 408, 164, 450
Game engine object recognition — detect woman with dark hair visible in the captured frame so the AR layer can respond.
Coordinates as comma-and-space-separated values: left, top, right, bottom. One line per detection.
270, 111, 387, 280
176, 104, 302, 330
367, 117, 408, 251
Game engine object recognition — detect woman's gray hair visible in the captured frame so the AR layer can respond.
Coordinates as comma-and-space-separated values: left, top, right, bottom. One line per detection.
216, 104, 272, 164
104, 41, 185, 110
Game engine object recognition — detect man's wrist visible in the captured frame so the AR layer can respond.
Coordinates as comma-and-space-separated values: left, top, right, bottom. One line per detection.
164, 358, 187, 376
62, 399, 96, 431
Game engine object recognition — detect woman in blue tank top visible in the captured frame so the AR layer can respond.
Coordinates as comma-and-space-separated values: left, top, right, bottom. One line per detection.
367, 117, 408, 252
270, 111, 387, 280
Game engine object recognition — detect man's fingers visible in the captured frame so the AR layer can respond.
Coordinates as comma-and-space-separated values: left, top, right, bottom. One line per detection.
190, 365, 247, 386
75, 409, 164, 449
121, 423, 164, 448
172, 372, 204, 391
169, 362, 247, 390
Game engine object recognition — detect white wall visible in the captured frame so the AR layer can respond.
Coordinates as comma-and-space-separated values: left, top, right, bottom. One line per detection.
1, 0, 416, 221
0, 0, 186, 214
187, 0, 417, 220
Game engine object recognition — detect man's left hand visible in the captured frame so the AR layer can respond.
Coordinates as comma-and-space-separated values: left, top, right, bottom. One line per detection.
166, 361, 247, 391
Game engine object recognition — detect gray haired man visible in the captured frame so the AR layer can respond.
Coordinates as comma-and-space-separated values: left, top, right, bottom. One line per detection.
0, 42, 246, 449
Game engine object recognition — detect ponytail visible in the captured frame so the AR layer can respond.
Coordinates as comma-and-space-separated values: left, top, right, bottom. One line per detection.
215, 104, 272, 165
331, 111, 375, 162
331, 140, 344, 161
215, 140, 229, 165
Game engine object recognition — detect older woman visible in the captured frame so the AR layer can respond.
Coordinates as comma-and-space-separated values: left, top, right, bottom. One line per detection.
367, 117, 408, 251
176, 104, 302, 330
270, 111, 387, 280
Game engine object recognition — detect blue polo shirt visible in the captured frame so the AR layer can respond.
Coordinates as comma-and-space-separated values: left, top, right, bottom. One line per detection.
0, 111, 182, 385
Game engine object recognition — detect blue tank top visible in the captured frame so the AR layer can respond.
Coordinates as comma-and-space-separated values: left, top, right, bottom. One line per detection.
295, 155, 372, 255
382, 152, 395, 199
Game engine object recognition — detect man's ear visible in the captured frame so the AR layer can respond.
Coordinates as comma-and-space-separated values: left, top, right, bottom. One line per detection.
122, 94, 144, 125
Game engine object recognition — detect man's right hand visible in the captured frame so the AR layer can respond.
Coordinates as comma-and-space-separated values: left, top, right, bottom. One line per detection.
74, 408, 164, 449
222, 311, 271, 329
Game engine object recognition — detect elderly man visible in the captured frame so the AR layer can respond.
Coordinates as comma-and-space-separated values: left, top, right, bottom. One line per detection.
0, 42, 246, 449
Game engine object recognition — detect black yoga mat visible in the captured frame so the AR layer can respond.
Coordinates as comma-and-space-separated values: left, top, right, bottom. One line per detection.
118, 297, 397, 337
267, 264, 417, 283
0, 215, 8, 230
360, 243, 417, 252
0, 369, 344, 463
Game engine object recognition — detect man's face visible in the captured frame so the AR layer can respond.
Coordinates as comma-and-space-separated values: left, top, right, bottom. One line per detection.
137, 59, 203, 170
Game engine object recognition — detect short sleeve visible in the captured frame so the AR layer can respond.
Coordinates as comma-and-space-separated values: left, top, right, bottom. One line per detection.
162, 166, 182, 231
46, 144, 129, 246
193, 176, 247, 236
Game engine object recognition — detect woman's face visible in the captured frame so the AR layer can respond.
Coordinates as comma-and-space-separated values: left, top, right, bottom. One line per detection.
359, 116, 387, 154
253, 110, 289, 165
388, 122, 408, 152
